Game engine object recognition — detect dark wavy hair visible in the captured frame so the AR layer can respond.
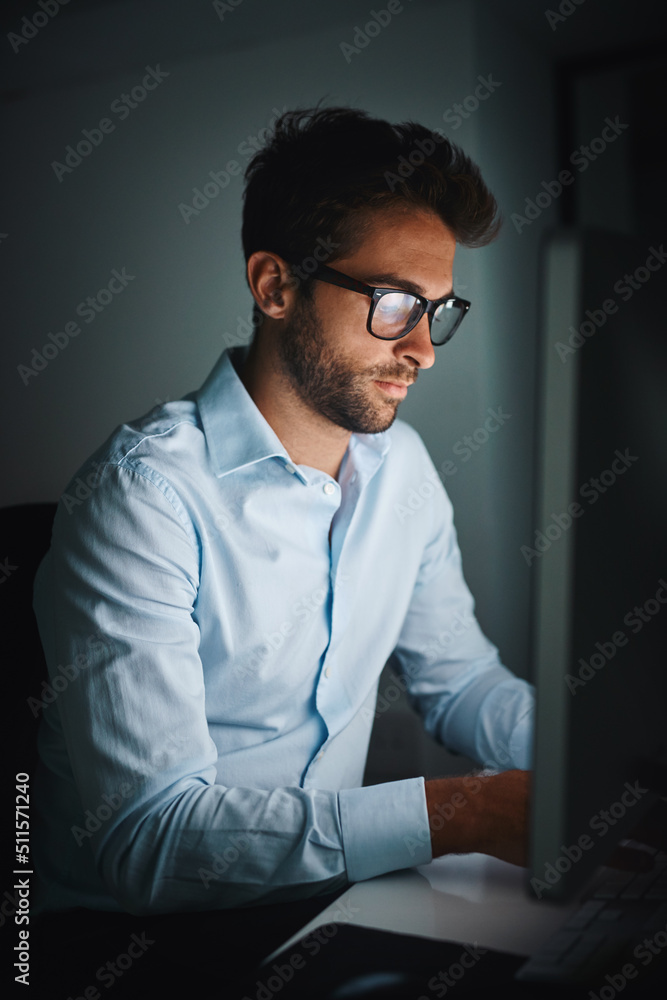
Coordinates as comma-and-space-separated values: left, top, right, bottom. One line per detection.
241, 105, 501, 312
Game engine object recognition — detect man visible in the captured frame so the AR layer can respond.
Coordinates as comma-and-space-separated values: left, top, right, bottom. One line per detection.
33, 106, 533, 917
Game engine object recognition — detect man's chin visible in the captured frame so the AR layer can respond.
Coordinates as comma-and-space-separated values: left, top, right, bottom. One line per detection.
372, 406, 400, 434
340, 400, 400, 435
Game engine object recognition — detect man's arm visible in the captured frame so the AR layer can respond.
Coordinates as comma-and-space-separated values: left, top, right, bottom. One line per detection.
387, 431, 534, 864
425, 770, 530, 867
34, 461, 355, 913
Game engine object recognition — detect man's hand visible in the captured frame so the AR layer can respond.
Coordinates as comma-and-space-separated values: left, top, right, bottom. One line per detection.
424, 769, 531, 868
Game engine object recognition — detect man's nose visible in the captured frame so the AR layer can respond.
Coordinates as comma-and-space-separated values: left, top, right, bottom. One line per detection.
394, 313, 436, 370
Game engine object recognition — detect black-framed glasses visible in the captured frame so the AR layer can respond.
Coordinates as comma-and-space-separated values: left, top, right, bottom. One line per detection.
294, 260, 471, 346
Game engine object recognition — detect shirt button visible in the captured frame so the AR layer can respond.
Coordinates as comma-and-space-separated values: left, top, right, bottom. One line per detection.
285, 463, 296, 475
324, 666, 331, 678
323, 482, 335, 495
317, 750, 325, 761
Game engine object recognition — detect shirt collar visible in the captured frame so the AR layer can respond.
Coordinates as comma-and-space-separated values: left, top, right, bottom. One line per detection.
196, 347, 289, 479
195, 347, 392, 481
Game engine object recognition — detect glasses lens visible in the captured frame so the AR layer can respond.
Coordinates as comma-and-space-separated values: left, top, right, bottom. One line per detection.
371, 292, 422, 339
430, 300, 465, 345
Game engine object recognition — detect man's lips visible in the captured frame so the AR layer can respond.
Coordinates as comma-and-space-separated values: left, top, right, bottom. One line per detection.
373, 379, 410, 399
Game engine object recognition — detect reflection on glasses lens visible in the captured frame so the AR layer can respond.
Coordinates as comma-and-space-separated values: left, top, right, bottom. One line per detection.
431, 301, 464, 345
372, 293, 421, 337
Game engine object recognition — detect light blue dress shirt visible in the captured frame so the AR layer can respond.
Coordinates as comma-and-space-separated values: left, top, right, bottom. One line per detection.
33, 347, 534, 915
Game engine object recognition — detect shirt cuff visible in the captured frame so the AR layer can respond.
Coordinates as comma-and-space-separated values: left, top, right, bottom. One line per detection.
338, 777, 432, 883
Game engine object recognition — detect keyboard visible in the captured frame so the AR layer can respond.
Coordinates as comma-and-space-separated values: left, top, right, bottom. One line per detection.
515, 850, 667, 985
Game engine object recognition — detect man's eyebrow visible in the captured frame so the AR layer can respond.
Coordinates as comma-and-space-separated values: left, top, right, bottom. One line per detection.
361, 272, 453, 299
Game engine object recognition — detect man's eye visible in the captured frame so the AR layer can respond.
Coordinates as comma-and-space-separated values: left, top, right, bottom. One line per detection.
377, 293, 415, 318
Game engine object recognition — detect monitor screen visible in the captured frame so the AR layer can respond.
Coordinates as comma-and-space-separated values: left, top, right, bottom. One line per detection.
527, 228, 666, 901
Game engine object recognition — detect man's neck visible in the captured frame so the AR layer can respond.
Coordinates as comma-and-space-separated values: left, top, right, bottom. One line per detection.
238, 341, 351, 481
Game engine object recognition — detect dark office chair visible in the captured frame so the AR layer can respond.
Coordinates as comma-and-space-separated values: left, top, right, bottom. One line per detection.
2, 502, 57, 776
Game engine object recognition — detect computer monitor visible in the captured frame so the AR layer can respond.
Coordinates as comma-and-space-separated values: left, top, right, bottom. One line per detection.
527, 228, 667, 901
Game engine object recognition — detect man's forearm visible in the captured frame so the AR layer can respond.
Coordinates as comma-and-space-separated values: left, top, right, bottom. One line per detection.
424, 770, 531, 867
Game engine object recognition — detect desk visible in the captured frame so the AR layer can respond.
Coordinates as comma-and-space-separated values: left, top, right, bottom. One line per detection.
268, 853, 579, 964
236, 856, 595, 1000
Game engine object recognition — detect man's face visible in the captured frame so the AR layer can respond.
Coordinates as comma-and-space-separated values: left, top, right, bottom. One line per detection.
277, 208, 457, 434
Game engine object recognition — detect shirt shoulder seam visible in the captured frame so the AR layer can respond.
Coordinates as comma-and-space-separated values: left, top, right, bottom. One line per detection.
120, 417, 200, 464
104, 456, 200, 555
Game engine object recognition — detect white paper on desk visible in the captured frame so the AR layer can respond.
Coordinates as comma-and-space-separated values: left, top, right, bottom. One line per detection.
266, 853, 578, 964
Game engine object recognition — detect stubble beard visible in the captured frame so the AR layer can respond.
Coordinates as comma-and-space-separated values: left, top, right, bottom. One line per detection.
276, 293, 416, 435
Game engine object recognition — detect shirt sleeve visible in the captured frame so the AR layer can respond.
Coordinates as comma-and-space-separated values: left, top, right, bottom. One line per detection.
389, 468, 535, 773
35, 462, 358, 914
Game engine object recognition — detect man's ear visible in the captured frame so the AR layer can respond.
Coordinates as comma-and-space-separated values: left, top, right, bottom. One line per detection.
246, 252, 296, 320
